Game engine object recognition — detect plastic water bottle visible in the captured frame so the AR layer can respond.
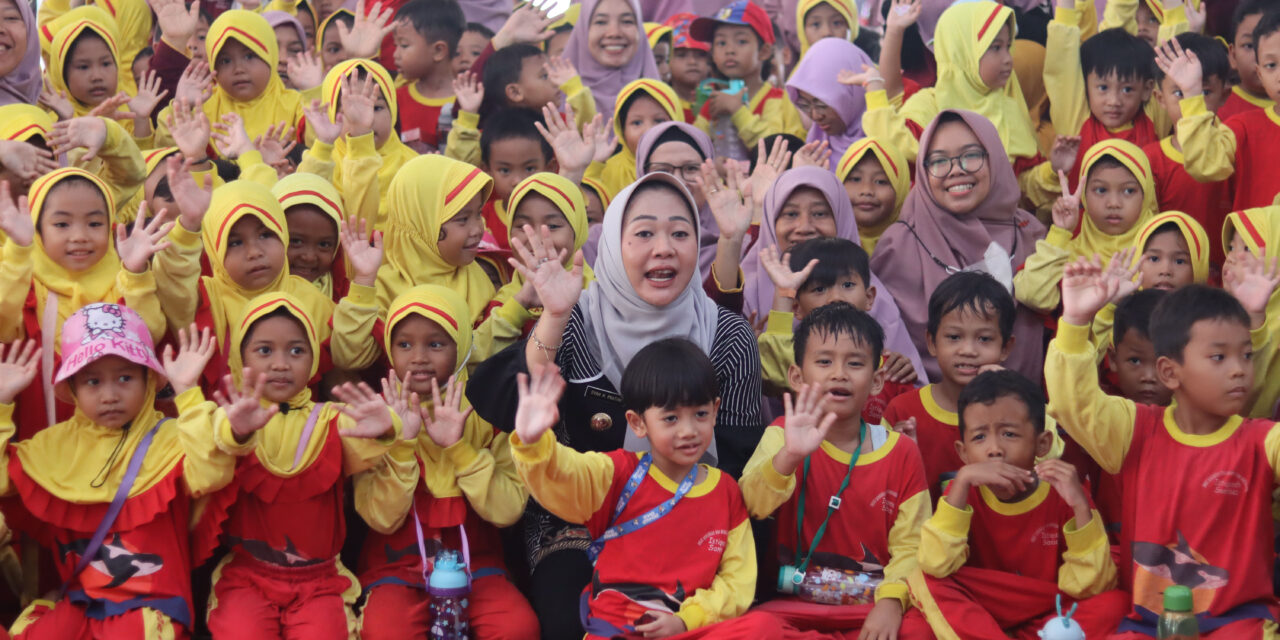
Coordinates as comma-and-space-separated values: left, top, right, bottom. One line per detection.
777, 564, 881, 605
1157, 585, 1199, 639
428, 550, 470, 640
711, 79, 749, 164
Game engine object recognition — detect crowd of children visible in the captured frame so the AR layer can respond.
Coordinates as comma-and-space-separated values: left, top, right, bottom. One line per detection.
5, 0, 1280, 637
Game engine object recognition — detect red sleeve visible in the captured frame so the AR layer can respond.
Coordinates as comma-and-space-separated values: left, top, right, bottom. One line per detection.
148, 39, 191, 114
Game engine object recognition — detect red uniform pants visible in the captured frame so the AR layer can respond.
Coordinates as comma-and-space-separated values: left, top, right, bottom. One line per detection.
359, 575, 540, 640
11, 599, 183, 640
206, 555, 359, 640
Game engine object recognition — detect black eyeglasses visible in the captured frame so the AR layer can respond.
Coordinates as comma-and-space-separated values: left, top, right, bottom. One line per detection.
646, 162, 702, 181
925, 150, 987, 179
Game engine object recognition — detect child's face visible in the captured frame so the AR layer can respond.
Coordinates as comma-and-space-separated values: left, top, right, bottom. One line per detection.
285, 205, 338, 283
484, 137, 549, 202
1134, 2, 1160, 48
956, 395, 1051, 473
1086, 70, 1152, 130
1255, 31, 1280, 102
712, 24, 767, 80
547, 29, 572, 60
131, 53, 152, 88
188, 17, 210, 62
39, 181, 110, 273
625, 399, 718, 472
795, 271, 875, 317
513, 54, 560, 109
214, 39, 272, 101
843, 155, 896, 229
1083, 164, 1144, 236
926, 306, 1012, 388
321, 23, 349, 71
977, 23, 1013, 91
274, 25, 306, 84
1155, 73, 1230, 121
621, 94, 672, 153
394, 20, 440, 80
1232, 12, 1264, 95
1161, 318, 1253, 418
794, 88, 845, 135
669, 47, 710, 91
66, 34, 117, 106
774, 186, 836, 253
587, 0, 638, 68
144, 170, 176, 223
788, 329, 885, 420
241, 314, 312, 403
370, 90, 394, 148
924, 120, 991, 216
70, 356, 148, 430
1222, 230, 1250, 283
510, 193, 576, 263
436, 192, 486, 267
652, 40, 671, 82
583, 188, 605, 225
1139, 227, 1194, 291
452, 29, 489, 75
297, 11, 315, 49
803, 2, 849, 47
388, 314, 458, 395
1110, 328, 1172, 406
224, 215, 285, 290
620, 187, 698, 307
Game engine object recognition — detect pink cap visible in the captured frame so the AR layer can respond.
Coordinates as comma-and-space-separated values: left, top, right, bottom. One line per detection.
55, 303, 165, 386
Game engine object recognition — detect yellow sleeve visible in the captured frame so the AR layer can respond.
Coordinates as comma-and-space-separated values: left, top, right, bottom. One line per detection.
212, 408, 259, 456
353, 442, 420, 534
1157, 4, 1191, 44
1012, 226, 1072, 313
0, 243, 33, 343
175, 388, 238, 498
758, 312, 795, 394
917, 498, 971, 578
0, 403, 17, 496
339, 408, 403, 475
737, 426, 796, 519
446, 417, 529, 527
471, 299, 533, 367
880, 489, 930, 606
233, 150, 278, 187
298, 141, 336, 181
1021, 161, 1064, 210
339, 133, 382, 229
729, 95, 806, 148
1057, 510, 1118, 598
1099, 0, 1138, 32
445, 110, 481, 167
1090, 303, 1116, 365
153, 223, 203, 332
1265, 424, 1280, 482
1046, 7, 1090, 138
862, 89, 934, 163
116, 267, 166, 344
330, 283, 382, 371
562, 76, 598, 129
1176, 95, 1237, 182
85, 118, 147, 212
1045, 322, 1137, 474
509, 430, 616, 524
675, 518, 756, 630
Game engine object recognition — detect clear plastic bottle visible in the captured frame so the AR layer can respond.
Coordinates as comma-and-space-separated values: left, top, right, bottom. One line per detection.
1157, 585, 1199, 640
711, 79, 749, 163
777, 564, 881, 605
428, 550, 470, 640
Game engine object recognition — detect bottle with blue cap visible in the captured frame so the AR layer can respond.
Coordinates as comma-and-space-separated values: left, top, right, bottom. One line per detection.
428, 549, 470, 640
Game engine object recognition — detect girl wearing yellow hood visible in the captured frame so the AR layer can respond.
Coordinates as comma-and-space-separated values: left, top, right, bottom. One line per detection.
835, 136, 911, 256
1219, 207, 1280, 419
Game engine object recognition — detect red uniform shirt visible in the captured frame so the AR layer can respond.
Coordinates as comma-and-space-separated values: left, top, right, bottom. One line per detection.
1064, 113, 1159, 193
395, 84, 454, 152
1217, 107, 1280, 211
1142, 137, 1232, 267
1216, 86, 1271, 123
883, 385, 961, 503
863, 375, 913, 427
945, 481, 1085, 583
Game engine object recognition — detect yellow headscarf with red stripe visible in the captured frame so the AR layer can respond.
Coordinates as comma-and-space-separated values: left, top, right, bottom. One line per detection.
385, 284, 475, 384
601, 79, 683, 195
1070, 139, 1157, 261
796, 0, 860, 56
204, 10, 305, 145
494, 173, 595, 309
1223, 206, 1280, 332
1132, 211, 1209, 285
272, 172, 345, 298
581, 176, 612, 212
317, 7, 354, 54
48, 12, 122, 118
835, 136, 910, 255
645, 22, 673, 49
0, 104, 54, 143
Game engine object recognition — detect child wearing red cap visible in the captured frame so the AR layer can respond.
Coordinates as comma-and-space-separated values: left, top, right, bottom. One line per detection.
665, 12, 712, 123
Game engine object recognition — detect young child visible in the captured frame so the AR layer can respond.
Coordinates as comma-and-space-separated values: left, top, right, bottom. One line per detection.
271, 172, 347, 300
0, 311, 232, 639
1219, 207, 1280, 418
598, 78, 682, 197
581, 176, 611, 226
453, 22, 492, 75
1015, 139, 1156, 313
47, 12, 161, 142
647, 22, 673, 83
1107, 289, 1172, 407
0, 104, 59, 197
1218, 0, 1275, 121
479, 109, 555, 249
691, 0, 805, 158
1145, 34, 1233, 267
265, 10, 307, 88
835, 137, 909, 256
510, 340, 757, 638
1047, 263, 1280, 637
392, 0, 464, 152
735, 303, 934, 638
198, 292, 405, 638
795, 0, 858, 57
1134, 211, 1210, 291
664, 13, 711, 123
910, 369, 1130, 639
353, 284, 538, 640
318, 8, 356, 71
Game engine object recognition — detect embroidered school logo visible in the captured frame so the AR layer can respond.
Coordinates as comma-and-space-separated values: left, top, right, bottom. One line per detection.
1201, 470, 1249, 497
58, 533, 164, 590
81, 304, 126, 344
1131, 531, 1229, 615
1030, 524, 1060, 547
696, 529, 728, 553
870, 490, 899, 514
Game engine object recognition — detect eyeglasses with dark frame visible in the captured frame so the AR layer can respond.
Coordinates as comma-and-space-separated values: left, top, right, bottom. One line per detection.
646, 162, 703, 181
925, 149, 988, 179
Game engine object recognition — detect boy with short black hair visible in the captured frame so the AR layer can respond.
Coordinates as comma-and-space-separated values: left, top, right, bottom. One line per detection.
478, 108, 555, 248
393, 0, 465, 152
1108, 289, 1172, 407
454, 21, 493, 75
1218, 0, 1275, 121
909, 369, 1130, 639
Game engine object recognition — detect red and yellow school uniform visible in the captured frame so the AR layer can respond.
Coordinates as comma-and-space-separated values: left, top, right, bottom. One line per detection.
510, 431, 756, 638
1216, 86, 1273, 123
1143, 138, 1232, 266
834, 138, 911, 256
46, 11, 143, 144
600, 79, 685, 198
353, 285, 537, 640
272, 173, 349, 302
395, 84, 454, 152
443, 76, 597, 168
883, 386, 962, 503
910, 481, 1129, 640
1046, 321, 1280, 637
1220, 208, 1280, 419
693, 80, 806, 156
199, 294, 402, 640
1176, 95, 1280, 211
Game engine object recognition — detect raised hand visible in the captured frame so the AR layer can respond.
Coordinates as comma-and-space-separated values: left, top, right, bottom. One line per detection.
87, 92, 131, 119
254, 122, 298, 167
286, 51, 325, 92
161, 324, 215, 395
337, 0, 397, 60
0, 140, 58, 182
340, 73, 378, 138
1035, 459, 1092, 524
421, 375, 474, 449
381, 370, 422, 441
780, 383, 838, 464
1100, 247, 1139, 305
303, 98, 343, 145
1061, 256, 1120, 326
128, 69, 170, 121
537, 104, 594, 179
213, 369, 280, 441
1223, 248, 1280, 324
39, 76, 74, 121
759, 245, 817, 294
693, 158, 753, 241
49, 116, 108, 162
175, 59, 215, 106
210, 113, 253, 159
339, 216, 384, 286
116, 204, 174, 273
543, 56, 577, 87
949, 460, 1035, 508
746, 137, 790, 207
590, 120, 617, 164
1049, 135, 1081, 175
452, 71, 483, 115
508, 223, 585, 318
491, 3, 556, 49
881, 350, 918, 385
1184, 0, 1207, 36
1051, 170, 1083, 231
0, 340, 38, 404
836, 63, 884, 90
166, 156, 213, 233
332, 381, 397, 439
514, 363, 566, 443
167, 99, 212, 161
1154, 36, 1203, 98
885, 0, 922, 32
0, 181, 34, 246
147, 0, 201, 45
792, 140, 831, 170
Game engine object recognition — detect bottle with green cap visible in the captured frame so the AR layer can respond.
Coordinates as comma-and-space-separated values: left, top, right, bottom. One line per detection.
1157, 585, 1199, 639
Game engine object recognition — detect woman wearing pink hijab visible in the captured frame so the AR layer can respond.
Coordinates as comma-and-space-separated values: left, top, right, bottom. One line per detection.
784, 38, 874, 172
564, 0, 661, 115
870, 110, 1047, 383
0, 0, 39, 106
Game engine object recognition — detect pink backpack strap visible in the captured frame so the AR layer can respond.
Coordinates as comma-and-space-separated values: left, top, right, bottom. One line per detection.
41, 292, 57, 428
291, 403, 326, 471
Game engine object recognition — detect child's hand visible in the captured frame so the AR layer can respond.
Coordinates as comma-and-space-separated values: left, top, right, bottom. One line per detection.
693, 158, 754, 242
117, 204, 174, 273
452, 71, 484, 115
1048, 135, 1080, 175
165, 155, 213, 233
954, 460, 1035, 497
1184, 0, 1207, 36
147, 0, 200, 45
491, 3, 556, 49
746, 310, 767, 337
381, 370, 422, 441
536, 104, 594, 178
0, 141, 57, 183
210, 113, 252, 159
303, 98, 343, 146
836, 63, 884, 90
0, 181, 33, 247
332, 381, 397, 439
337, 0, 397, 60
175, 58, 215, 106
168, 99, 212, 162
422, 375, 474, 449
891, 417, 916, 440
508, 223, 585, 319
1100, 247, 1139, 305
859, 598, 904, 640
339, 216, 384, 287
1223, 247, 1280, 327
885, 0, 922, 33
706, 90, 743, 119
161, 324, 215, 396
285, 51, 324, 92
0, 340, 38, 405
633, 610, 686, 638
590, 120, 617, 164
1061, 256, 1121, 326
543, 56, 577, 88
792, 140, 831, 170
38, 76, 73, 121
128, 70, 169, 121
213, 369, 280, 441
514, 363, 566, 443
339, 73, 379, 139
1154, 37, 1203, 99
777, 382, 838, 474
881, 350, 918, 385
1035, 458, 1092, 526
747, 137, 791, 208
49, 116, 107, 162
1051, 170, 1083, 231
254, 121, 297, 167
759, 245, 817, 295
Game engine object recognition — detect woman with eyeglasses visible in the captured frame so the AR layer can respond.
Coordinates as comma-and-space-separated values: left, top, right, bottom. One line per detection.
870, 110, 1048, 384
785, 37, 876, 172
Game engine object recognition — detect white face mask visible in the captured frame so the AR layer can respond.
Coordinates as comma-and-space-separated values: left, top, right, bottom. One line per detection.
960, 241, 1013, 293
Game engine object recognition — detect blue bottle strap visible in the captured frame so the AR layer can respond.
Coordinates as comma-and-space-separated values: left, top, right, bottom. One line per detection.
587, 453, 698, 562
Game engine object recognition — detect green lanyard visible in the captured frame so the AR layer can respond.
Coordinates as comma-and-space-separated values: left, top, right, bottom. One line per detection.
793, 421, 866, 578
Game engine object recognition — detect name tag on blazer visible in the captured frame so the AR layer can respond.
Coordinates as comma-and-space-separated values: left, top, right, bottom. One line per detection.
584, 386, 623, 404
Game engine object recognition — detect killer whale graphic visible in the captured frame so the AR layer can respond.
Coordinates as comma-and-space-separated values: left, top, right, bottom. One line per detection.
58, 534, 164, 589
385, 538, 442, 564
1133, 531, 1230, 591
227, 535, 323, 567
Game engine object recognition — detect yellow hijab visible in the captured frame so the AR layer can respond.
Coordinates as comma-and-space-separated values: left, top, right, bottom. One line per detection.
602, 79, 683, 195
796, 0, 860, 57
205, 10, 305, 144
1070, 139, 1156, 261
86, 0, 149, 96
316, 7, 353, 54
0, 103, 54, 143
202, 180, 334, 355
48, 12, 123, 119
835, 137, 910, 255
933, 1, 1038, 161
1224, 207, 1280, 318
272, 172, 345, 298
494, 173, 596, 308
1132, 211, 1209, 285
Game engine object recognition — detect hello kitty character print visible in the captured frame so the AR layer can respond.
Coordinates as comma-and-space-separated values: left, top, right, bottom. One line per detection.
81, 304, 128, 344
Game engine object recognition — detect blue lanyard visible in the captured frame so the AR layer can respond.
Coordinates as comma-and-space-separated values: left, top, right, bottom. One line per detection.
588, 453, 698, 562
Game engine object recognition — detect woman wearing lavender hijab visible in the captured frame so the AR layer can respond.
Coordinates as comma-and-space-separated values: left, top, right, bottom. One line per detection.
0, 0, 38, 106
785, 38, 875, 172
563, 0, 660, 115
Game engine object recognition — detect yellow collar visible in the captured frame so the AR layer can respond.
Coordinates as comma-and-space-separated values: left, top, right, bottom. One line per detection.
979, 480, 1049, 515
1161, 404, 1242, 447
921, 385, 959, 426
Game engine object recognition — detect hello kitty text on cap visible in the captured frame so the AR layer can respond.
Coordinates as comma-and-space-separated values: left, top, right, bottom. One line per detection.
54, 303, 165, 384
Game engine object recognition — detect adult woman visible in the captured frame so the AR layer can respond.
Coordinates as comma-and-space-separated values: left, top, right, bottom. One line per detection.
870, 109, 1047, 383
785, 38, 875, 171
633, 121, 721, 275
469, 172, 762, 639
0, 0, 38, 106
564, 0, 660, 115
